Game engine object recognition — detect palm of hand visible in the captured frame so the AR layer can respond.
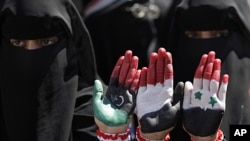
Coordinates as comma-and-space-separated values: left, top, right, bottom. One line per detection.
183, 81, 225, 136
136, 48, 181, 133
183, 52, 229, 136
93, 50, 140, 127
93, 80, 131, 126
137, 81, 180, 133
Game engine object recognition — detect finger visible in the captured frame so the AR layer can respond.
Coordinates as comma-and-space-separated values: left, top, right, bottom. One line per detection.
218, 74, 229, 103
183, 81, 193, 109
147, 52, 157, 85
138, 67, 148, 94
119, 50, 132, 84
164, 52, 173, 80
173, 81, 184, 105
156, 48, 166, 84
163, 52, 173, 87
210, 59, 221, 93
139, 67, 147, 87
130, 69, 141, 93
202, 51, 215, 90
193, 54, 207, 89
109, 56, 124, 86
139, 67, 147, 92
203, 51, 215, 79
211, 59, 221, 82
125, 56, 139, 87
93, 80, 105, 120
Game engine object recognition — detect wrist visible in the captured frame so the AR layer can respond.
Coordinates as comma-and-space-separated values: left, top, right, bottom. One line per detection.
96, 128, 130, 141
190, 129, 224, 141
136, 126, 170, 141
95, 117, 130, 133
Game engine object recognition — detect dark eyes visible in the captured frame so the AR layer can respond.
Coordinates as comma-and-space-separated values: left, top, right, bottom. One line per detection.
10, 40, 24, 47
10, 36, 59, 50
185, 30, 229, 39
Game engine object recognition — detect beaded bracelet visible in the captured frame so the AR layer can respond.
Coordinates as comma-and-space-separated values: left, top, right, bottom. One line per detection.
96, 129, 130, 141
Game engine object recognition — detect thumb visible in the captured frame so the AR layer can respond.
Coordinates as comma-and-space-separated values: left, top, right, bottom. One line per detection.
172, 81, 184, 106
183, 81, 193, 109
93, 80, 104, 103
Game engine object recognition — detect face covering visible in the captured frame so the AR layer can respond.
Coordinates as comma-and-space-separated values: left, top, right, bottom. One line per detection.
173, 33, 229, 83
0, 15, 66, 140
172, 6, 238, 84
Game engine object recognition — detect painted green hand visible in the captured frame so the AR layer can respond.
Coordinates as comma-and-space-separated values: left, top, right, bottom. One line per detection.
93, 50, 140, 127
93, 80, 129, 126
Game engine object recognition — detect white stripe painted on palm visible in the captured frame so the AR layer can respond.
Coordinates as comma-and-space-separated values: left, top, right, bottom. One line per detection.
183, 78, 227, 111
136, 79, 173, 119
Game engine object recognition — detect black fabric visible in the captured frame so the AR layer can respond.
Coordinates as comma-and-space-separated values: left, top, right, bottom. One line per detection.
174, 33, 229, 85
155, 0, 181, 48
2, 15, 65, 39
84, 0, 160, 84
0, 36, 66, 141
162, 0, 250, 140
177, 6, 236, 31
0, 0, 100, 140
0, 0, 5, 10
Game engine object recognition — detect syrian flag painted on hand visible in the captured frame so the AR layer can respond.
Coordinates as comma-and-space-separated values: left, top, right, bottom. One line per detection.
182, 51, 229, 137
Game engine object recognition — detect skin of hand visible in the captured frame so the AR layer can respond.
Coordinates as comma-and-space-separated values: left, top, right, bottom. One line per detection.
93, 50, 140, 134
136, 48, 183, 140
182, 51, 229, 141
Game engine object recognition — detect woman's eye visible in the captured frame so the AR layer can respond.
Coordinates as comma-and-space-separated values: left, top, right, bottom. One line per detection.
10, 39, 25, 47
185, 31, 197, 38
184, 30, 229, 39
216, 31, 229, 37
40, 39, 53, 46
40, 37, 59, 46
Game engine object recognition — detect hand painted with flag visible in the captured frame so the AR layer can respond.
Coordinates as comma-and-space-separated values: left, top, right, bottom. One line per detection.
136, 48, 183, 140
183, 51, 229, 138
93, 50, 140, 133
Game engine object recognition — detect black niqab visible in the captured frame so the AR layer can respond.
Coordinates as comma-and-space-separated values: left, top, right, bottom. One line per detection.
0, 0, 99, 141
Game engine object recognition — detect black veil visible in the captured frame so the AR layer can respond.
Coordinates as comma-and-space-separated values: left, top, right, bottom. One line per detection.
0, 0, 100, 140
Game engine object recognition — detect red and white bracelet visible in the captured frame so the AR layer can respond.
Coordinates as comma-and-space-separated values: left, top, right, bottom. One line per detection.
96, 129, 130, 141
97, 127, 224, 141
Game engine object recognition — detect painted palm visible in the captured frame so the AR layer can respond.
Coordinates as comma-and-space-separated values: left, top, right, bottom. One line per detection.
183, 51, 229, 136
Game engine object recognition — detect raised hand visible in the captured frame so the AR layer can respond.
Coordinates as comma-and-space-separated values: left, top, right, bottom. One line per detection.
136, 48, 182, 140
183, 51, 229, 138
93, 50, 140, 133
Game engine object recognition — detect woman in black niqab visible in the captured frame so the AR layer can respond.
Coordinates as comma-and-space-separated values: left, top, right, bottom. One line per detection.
0, 0, 100, 141
164, 0, 250, 140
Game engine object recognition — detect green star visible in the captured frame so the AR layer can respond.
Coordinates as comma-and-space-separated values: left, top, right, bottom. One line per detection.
209, 96, 218, 107
195, 92, 202, 100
